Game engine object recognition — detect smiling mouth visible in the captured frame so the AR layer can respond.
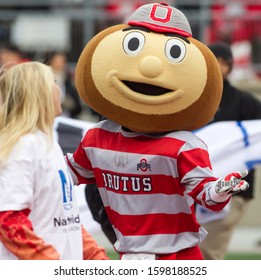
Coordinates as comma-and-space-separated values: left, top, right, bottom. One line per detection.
109, 72, 183, 105
123, 81, 170, 96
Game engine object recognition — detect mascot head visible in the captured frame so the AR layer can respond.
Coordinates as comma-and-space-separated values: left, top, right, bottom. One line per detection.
76, 2, 222, 132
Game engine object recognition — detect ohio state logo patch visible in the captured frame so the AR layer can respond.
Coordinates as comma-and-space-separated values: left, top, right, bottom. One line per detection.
137, 158, 151, 172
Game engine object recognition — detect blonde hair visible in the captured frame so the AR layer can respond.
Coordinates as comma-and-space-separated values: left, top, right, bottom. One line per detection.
0, 61, 56, 165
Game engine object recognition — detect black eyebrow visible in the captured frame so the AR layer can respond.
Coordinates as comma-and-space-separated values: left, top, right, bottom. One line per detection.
122, 26, 151, 33
122, 26, 190, 44
164, 34, 190, 44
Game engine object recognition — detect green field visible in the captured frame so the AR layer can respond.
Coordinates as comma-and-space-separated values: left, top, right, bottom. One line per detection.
225, 252, 261, 260
106, 250, 261, 260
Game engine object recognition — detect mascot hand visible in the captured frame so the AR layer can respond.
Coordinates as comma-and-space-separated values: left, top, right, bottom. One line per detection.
215, 170, 249, 197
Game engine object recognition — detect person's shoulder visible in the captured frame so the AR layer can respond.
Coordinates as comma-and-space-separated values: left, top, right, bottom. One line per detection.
238, 88, 261, 109
231, 85, 261, 118
91, 119, 121, 132
232, 84, 260, 103
227, 81, 261, 105
20, 131, 47, 146
10, 131, 47, 162
166, 130, 198, 142
164, 130, 208, 153
21, 131, 50, 153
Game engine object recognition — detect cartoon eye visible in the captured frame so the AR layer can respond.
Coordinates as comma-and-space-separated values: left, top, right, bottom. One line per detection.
123, 32, 145, 56
165, 39, 186, 63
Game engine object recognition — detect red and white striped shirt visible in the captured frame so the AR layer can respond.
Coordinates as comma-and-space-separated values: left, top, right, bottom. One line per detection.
66, 120, 229, 254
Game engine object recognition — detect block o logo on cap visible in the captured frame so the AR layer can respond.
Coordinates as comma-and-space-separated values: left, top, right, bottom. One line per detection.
150, 3, 173, 23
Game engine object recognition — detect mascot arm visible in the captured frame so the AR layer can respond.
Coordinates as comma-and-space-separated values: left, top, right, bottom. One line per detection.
81, 226, 109, 260
0, 209, 60, 259
66, 144, 95, 185
178, 139, 248, 211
